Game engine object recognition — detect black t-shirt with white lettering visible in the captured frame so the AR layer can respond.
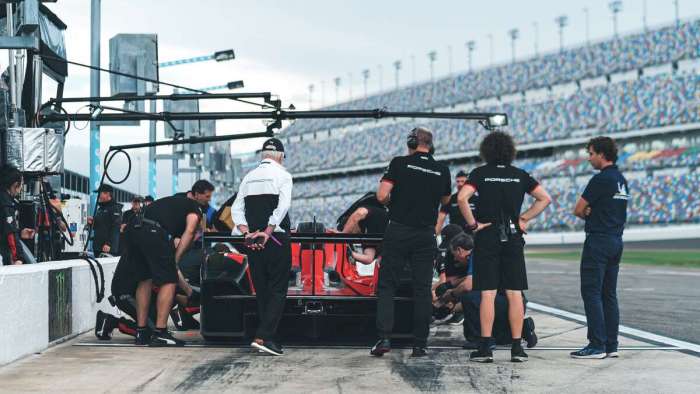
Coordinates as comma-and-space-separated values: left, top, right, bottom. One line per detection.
467, 164, 539, 227
381, 152, 451, 228
582, 165, 628, 235
144, 196, 202, 238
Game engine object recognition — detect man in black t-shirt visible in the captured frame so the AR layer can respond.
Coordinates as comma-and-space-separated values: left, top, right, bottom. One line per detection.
457, 132, 551, 363
340, 204, 388, 265
570, 137, 628, 359
370, 127, 451, 358
122, 195, 201, 346
435, 170, 478, 233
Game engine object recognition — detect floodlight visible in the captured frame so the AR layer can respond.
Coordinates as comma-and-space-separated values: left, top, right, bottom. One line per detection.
214, 49, 236, 62
89, 105, 104, 119
226, 80, 245, 90
487, 114, 508, 128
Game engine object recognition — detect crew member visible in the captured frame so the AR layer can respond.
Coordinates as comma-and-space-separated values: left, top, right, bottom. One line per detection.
0, 166, 35, 265
232, 138, 293, 356
341, 204, 388, 265
371, 127, 451, 358
119, 196, 142, 254
122, 194, 201, 346
458, 131, 551, 363
432, 224, 471, 325
175, 180, 215, 230
88, 184, 122, 257
570, 136, 628, 359
435, 170, 478, 233
143, 195, 154, 207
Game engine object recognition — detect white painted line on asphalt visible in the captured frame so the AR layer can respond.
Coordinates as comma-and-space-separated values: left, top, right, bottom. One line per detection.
529, 302, 700, 353
645, 270, 700, 277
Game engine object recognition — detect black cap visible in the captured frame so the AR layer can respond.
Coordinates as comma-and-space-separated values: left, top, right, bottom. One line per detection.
95, 184, 114, 194
132, 196, 144, 203
261, 138, 285, 153
144, 195, 154, 202
439, 224, 464, 248
456, 170, 468, 178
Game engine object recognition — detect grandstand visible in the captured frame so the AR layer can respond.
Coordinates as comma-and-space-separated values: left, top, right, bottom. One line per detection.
268, 19, 700, 233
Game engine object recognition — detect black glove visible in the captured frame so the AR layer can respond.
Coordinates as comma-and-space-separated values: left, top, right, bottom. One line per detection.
435, 282, 454, 299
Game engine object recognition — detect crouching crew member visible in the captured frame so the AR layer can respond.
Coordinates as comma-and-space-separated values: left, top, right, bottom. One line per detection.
341, 204, 388, 265
570, 137, 628, 359
123, 194, 201, 346
232, 138, 293, 356
458, 131, 551, 363
1, 166, 35, 265
371, 127, 451, 358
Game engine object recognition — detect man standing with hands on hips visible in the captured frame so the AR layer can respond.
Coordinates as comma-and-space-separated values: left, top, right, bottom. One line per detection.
232, 138, 293, 356
571, 136, 628, 359
458, 131, 551, 363
370, 127, 451, 358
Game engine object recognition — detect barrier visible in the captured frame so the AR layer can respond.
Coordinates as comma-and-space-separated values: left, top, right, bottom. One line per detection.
0, 257, 119, 366
525, 224, 700, 246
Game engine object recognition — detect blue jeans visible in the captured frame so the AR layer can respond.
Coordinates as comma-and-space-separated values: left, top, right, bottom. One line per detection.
580, 233, 623, 352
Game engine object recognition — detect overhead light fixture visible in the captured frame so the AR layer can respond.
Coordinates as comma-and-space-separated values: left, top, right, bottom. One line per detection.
226, 80, 244, 90
214, 49, 236, 62
486, 114, 508, 128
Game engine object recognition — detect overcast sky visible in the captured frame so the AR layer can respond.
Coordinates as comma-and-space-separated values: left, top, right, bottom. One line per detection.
6, 0, 699, 196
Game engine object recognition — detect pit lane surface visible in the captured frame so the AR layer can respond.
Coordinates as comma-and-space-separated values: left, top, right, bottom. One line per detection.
0, 311, 699, 393
526, 258, 700, 344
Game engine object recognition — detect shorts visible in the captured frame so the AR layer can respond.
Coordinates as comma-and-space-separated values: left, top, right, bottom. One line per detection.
122, 222, 178, 286
472, 227, 528, 291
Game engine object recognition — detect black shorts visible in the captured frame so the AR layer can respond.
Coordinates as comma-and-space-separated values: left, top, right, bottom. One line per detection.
122, 222, 178, 286
472, 227, 528, 291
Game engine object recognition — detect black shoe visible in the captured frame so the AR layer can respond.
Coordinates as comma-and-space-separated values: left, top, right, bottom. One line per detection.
469, 348, 493, 363
522, 317, 538, 348
251, 340, 283, 356
370, 339, 391, 357
511, 345, 529, 362
95, 310, 117, 340
135, 327, 151, 346
411, 347, 428, 357
447, 312, 464, 326
150, 329, 185, 347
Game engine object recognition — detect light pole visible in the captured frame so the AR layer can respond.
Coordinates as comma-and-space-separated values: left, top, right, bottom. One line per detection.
410, 54, 416, 84
362, 69, 370, 98
377, 64, 383, 92
427, 51, 437, 81
508, 29, 519, 63
321, 80, 326, 107
448, 45, 453, 75
393, 60, 401, 89
90, 0, 101, 210
466, 40, 475, 72
533, 22, 539, 57
348, 72, 353, 100
674, 0, 680, 27
643, 0, 648, 31
308, 83, 314, 109
583, 7, 590, 44
334, 77, 341, 104
555, 15, 569, 52
609, 1, 623, 38
487, 34, 494, 66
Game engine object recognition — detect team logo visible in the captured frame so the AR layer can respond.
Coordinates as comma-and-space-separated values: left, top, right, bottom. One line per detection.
613, 182, 630, 200
6, 216, 13, 224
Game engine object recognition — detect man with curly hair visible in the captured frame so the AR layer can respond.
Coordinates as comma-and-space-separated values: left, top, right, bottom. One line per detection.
457, 131, 551, 363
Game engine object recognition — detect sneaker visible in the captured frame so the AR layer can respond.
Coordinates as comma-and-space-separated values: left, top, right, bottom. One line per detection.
570, 346, 606, 359
469, 348, 493, 363
432, 307, 454, 325
95, 310, 116, 340
606, 351, 620, 358
411, 347, 428, 357
135, 327, 151, 346
447, 312, 464, 326
370, 339, 391, 357
522, 317, 538, 348
150, 329, 185, 347
251, 340, 283, 356
511, 345, 529, 362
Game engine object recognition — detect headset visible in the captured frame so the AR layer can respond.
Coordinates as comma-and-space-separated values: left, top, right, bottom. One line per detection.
407, 128, 435, 155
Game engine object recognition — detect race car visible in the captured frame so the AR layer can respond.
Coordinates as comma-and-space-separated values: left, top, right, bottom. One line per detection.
199, 226, 416, 344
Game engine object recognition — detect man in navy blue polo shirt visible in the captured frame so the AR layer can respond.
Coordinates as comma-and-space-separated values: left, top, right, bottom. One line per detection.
571, 136, 629, 359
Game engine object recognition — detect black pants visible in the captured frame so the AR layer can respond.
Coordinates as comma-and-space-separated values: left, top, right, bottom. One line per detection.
376, 222, 436, 347
247, 232, 291, 341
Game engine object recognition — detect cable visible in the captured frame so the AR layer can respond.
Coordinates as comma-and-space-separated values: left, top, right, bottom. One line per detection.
40, 54, 276, 110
